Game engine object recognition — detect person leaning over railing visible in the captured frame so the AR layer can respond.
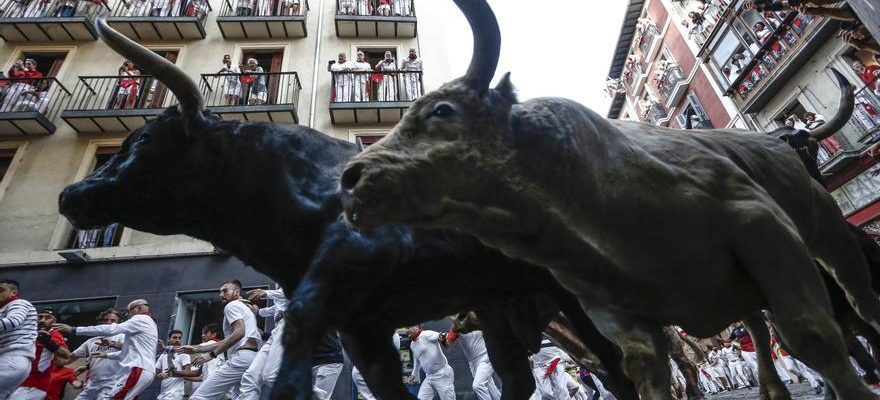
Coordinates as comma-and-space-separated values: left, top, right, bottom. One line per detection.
352, 51, 371, 102
11, 79, 50, 114
219, 54, 243, 106
401, 48, 422, 101
374, 50, 397, 101
329, 52, 354, 102
244, 58, 267, 105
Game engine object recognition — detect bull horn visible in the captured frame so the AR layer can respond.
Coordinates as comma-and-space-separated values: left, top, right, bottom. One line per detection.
453, 0, 501, 90
95, 18, 206, 128
810, 69, 855, 142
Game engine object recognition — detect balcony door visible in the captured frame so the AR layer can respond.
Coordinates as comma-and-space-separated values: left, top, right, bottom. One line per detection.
241, 50, 283, 104
142, 50, 179, 108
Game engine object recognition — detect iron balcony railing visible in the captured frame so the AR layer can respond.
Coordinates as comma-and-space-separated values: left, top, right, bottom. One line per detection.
0, 76, 71, 121
0, 0, 109, 18
657, 64, 686, 101
63, 75, 179, 112
198, 71, 302, 108
218, 0, 306, 16
330, 70, 423, 102
853, 85, 880, 136
335, 0, 414, 17
686, 1, 734, 48
108, 0, 210, 18
643, 101, 668, 125
68, 223, 122, 249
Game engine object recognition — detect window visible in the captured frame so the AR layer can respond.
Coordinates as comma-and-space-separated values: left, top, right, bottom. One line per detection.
173, 288, 269, 345
0, 148, 15, 182
676, 93, 713, 129
356, 135, 384, 150
32, 297, 117, 350
66, 146, 124, 249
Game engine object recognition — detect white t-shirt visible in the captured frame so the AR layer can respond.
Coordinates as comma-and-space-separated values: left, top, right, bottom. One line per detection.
532, 339, 565, 368
156, 350, 191, 394
223, 300, 261, 354
72, 334, 124, 383
721, 346, 741, 363
76, 314, 158, 371
458, 331, 489, 364
191, 339, 224, 392
410, 330, 449, 377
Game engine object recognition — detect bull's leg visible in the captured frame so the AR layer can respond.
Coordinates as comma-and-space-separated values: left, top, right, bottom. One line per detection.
585, 307, 673, 400
734, 212, 876, 400
340, 327, 416, 400
477, 310, 537, 400
742, 313, 791, 400
811, 216, 880, 336
843, 328, 880, 385
663, 327, 705, 400
270, 278, 330, 400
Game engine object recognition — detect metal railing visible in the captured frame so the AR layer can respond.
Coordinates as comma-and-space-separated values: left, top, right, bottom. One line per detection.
686, 1, 733, 48
108, 0, 210, 18
657, 64, 685, 101
330, 70, 423, 102
643, 101, 668, 125
0, 0, 109, 18
0, 77, 71, 121
63, 75, 179, 112
816, 137, 845, 166
335, 0, 414, 17
68, 223, 121, 249
198, 71, 302, 108
218, 0, 306, 16
853, 85, 880, 136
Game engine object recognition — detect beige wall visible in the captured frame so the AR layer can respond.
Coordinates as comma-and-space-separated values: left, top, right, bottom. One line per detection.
0, 0, 454, 265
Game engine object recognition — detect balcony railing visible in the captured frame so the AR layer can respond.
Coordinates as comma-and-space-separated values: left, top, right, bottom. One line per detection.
687, 1, 734, 49
0, 77, 70, 135
729, 13, 816, 100
60, 74, 178, 132
334, 0, 415, 37
642, 101, 668, 125
68, 223, 122, 249
657, 64, 686, 101
329, 70, 422, 124
216, 0, 308, 38
106, 0, 210, 40
853, 85, 880, 136
0, 0, 109, 41
198, 71, 302, 123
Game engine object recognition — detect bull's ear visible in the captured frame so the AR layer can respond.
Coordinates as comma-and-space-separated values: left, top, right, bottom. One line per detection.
494, 72, 517, 105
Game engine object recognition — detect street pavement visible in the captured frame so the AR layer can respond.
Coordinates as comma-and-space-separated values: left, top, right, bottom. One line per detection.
705, 382, 825, 400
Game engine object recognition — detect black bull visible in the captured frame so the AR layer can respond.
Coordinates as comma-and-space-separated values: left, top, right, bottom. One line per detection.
57, 19, 639, 400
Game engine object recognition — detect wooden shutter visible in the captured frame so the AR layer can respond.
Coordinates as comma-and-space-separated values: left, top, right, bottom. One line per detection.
267, 51, 283, 104
147, 51, 179, 108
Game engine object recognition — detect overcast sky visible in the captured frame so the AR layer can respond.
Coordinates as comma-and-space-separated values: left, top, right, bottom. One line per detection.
440, 0, 631, 115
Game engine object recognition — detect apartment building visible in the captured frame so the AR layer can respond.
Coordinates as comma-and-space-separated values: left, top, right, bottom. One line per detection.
607, 0, 880, 240
0, 0, 468, 397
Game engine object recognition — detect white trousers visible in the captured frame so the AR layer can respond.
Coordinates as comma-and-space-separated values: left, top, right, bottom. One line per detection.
403, 73, 421, 100
0, 355, 31, 400
312, 363, 343, 400
156, 391, 184, 400
102, 367, 154, 400
530, 365, 572, 400
10, 387, 46, 400
740, 351, 760, 383
352, 367, 377, 400
334, 76, 352, 102
353, 76, 369, 102
470, 358, 500, 400
239, 320, 285, 400
377, 76, 397, 102
190, 350, 257, 400
726, 360, 751, 388
73, 378, 117, 400
417, 365, 456, 400
781, 356, 822, 388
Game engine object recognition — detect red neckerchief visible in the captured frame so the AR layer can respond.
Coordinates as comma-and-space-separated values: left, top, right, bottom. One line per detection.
544, 358, 561, 378
0, 294, 20, 308
411, 328, 423, 342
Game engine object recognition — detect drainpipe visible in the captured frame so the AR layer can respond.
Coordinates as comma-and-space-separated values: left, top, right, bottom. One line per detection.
308, 0, 326, 128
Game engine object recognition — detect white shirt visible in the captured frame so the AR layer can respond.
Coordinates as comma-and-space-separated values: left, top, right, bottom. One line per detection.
720, 346, 740, 363
352, 61, 371, 71
402, 57, 422, 71
532, 339, 565, 368
330, 60, 353, 72
72, 334, 124, 382
410, 330, 449, 377
191, 339, 223, 392
223, 300, 261, 353
257, 289, 288, 320
156, 350, 191, 394
76, 314, 158, 371
457, 331, 489, 364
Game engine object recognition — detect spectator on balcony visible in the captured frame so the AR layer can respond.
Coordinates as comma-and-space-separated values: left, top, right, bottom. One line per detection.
125, 0, 150, 16
852, 60, 880, 92
1, 60, 29, 112
802, 112, 825, 129
219, 55, 242, 106
23, 0, 50, 17
352, 51, 372, 102
52, 0, 76, 17
338, 0, 355, 15
722, 67, 735, 83
244, 58, 267, 105
254, 0, 269, 16
376, 0, 391, 16
374, 50, 397, 101
401, 48, 422, 101
235, 0, 254, 16
330, 52, 354, 102
113, 60, 141, 110
394, 0, 411, 16
150, 0, 173, 16
754, 21, 773, 42
12, 80, 50, 114
278, 0, 299, 15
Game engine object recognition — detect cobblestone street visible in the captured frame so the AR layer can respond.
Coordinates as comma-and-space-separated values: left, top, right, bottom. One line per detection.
705, 383, 825, 400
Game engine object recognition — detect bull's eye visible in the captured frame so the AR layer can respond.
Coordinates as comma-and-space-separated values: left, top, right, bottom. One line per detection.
427, 102, 455, 119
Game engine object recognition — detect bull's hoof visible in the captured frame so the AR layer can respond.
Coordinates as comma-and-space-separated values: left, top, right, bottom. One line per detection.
759, 383, 793, 400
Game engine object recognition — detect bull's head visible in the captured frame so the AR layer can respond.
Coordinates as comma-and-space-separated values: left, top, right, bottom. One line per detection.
340, 0, 520, 230
59, 19, 217, 234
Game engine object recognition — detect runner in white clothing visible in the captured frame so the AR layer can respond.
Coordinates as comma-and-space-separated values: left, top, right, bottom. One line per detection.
529, 338, 580, 400
176, 280, 262, 400
352, 333, 402, 400
446, 329, 500, 400
54, 299, 159, 400
239, 285, 288, 400
0, 279, 37, 400
406, 326, 455, 400
185, 324, 224, 393
61, 308, 124, 400
154, 330, 192, 400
